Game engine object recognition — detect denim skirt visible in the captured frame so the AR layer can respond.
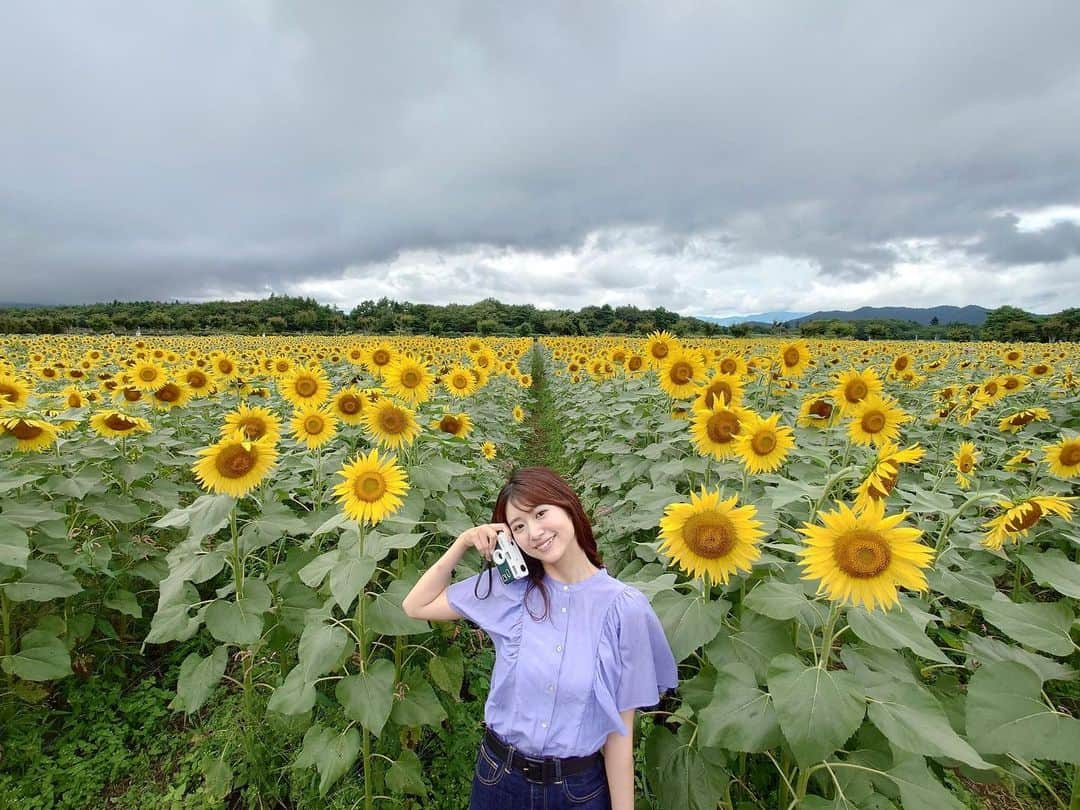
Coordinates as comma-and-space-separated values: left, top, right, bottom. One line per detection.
468, 733, 611, 809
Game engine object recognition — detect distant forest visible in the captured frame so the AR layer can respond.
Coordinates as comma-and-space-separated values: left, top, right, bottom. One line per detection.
0, 297, 1076, 341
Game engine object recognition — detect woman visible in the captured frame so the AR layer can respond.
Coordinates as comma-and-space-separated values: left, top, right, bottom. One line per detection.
403, 466, 678, 809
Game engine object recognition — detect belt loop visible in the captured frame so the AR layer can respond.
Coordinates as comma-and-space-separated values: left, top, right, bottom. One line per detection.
504, 742, 516, 775
554, 757, 564, 785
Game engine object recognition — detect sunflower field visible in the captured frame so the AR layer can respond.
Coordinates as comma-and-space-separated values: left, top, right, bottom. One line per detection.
0, 332, 1078, 809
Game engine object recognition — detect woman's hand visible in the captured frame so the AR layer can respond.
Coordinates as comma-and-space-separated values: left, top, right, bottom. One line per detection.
455, 523, 514, 562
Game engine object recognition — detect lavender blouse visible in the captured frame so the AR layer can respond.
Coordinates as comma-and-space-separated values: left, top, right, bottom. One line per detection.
447, 566, 678, 758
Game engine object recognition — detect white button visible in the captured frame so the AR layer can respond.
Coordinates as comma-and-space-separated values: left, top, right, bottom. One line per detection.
547, 684, 554, 692
541, 721, 548, 728
560, 607, 567, 613
562, 585, 569, 591
555, 644, 563, 653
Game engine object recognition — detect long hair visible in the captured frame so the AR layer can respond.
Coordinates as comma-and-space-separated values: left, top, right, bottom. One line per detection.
476, 466, 604, 621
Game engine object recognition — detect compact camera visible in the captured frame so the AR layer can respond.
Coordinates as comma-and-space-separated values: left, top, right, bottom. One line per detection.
491, 530, 529, 584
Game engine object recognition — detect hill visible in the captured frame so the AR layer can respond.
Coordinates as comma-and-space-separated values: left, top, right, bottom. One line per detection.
789, 305, 990, 326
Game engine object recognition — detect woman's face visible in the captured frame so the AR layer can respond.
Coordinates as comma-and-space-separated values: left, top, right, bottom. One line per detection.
505, 501, 577, 562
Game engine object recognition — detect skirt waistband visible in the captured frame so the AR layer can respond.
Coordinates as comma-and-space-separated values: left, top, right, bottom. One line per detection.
482, 726, 603, 785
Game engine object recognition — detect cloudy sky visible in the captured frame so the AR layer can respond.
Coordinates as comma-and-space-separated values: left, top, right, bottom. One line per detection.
2, 2, 1079, 317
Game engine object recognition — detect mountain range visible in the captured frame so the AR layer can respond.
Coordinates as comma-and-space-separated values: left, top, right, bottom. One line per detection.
704, 305, 991, 327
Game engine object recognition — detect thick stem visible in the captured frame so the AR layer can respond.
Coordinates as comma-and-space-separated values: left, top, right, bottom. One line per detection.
1, 590, 13, 691
819, 603, 842, 670
230, 504, 244, 599
1069, 763, 1080, 810
354, 523, 372, 810
793, 766, 813, 807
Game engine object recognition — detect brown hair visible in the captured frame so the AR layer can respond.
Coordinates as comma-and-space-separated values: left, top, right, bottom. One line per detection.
480, 467, 604, 620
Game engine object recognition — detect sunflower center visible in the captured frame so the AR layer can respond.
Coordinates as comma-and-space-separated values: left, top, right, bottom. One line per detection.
187, 370, 208, 388
354, 471, 387, 502
682, 513, 737, 559
627, 356, 643, 371
1007, 351, 1020, 361
1005, 503, 1043, 533
218, 360, 234, 374
783, 348, 801, 367
844, 379, 868, 402
7, 420, 42, 440
0, 384, 18, 403
719, 358, 737, 374
155, 383, 181, 402
1033, 364, 1049, 375
1009, 411, 1035, 426
958, 456, 974, 473
401, 369, 421, 388
861, 410, 886, 434
651, 343, 669, 360
67, 393, 82, 408
122, 388, 142, 402
706, 412, 739, 443
439, 415, 461, 434
983, 381, 999, 396
834, 530, 892, 578
104, 414, 137, 432
295, 378, 318, 397
894, 357, 909, 371
809, 399, 833, 419
1059, 444, 1080, 467
138, 367, 158, 382
379, 409, 405, 434
705, 382, 733, 408
239, 419, 266, 440
215, 444, 257, 478
669, 361, 693, 385
867, 470, 898, 499
338, 395, 362, 415
275, 361, 290, 373
751, 431, 777, 455
304, 415, 325, 434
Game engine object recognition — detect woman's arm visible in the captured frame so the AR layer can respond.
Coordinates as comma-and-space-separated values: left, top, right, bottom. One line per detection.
602, 708, 636, 810
401, 523, 509, 621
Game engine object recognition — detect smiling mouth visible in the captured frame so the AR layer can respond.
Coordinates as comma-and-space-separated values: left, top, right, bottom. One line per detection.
534, 536, 554, 552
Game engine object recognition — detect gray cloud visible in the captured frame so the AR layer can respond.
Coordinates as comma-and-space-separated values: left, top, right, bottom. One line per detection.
1, 2, 1079, 310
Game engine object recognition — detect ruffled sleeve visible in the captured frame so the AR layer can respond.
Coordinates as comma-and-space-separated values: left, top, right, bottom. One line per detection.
594, 586, 678, 736
446, 569, 525, 647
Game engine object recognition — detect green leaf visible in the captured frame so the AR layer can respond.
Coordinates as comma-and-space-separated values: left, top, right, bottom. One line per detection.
0, 630, 72, 681
847, 604, 949, 664
44, 469, 104, 499
0, 473, 42, 493
335, 659, 396, 737
152, 493, 233, 541
966, 661, 1080, 763
866, 681, 991, 769
698, 663, 783, 753
1018, 547, 1080, 599
86, 496, 143, 524
363, 580, 430, 637
428, 646, 464, 699
170, 645, 227, 713
298, 621, 352, 681
767, 655, 865, 767
386, 747, 427, 796
963, 635, 1076, 683
976, 595, 1074, 656
652, 590, 729, 663
390, 669, 447, 728
201, 757, 232, 800
205, 599, 263, 645
408, 457, 468, 493
0, 499, 65, 528
267, 665, 317, 715
886, 753, 965, 810
292, 724, 362, 796
1, 559, 82, 602
329, 555, 376, 613
298, 550, 338, 588
0, 517, 29, 570
744, 579, 826, 627
103, 589, 141, 618
645, 724, 729, 810
145, 585, 203, 644
717, 611, 796, 682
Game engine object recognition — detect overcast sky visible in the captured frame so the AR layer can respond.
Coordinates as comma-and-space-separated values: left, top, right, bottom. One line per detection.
2, 2, 1079, 317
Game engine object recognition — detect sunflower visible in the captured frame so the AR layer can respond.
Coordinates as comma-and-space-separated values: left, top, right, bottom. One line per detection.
1029, 362, 1053, 378
382, 356, 434, 404
89, 409, 152, 438
330, 386, 369, 426
1000, 373, 1028, 395
192, 434, 278, 498
0, 374, 32, 409
830, 367, 883, 414
1, 417, 59, 452
518, 374, 533, 388
797, 395, 837, 429
982, 496, 1075, 550
269, 355, 294, 378
690, 404, 747, 460
444, 365, 477, 397
481, 441, 497, 460
1001, 347, 1024, 367
512, 405, 525, 423
1043, 436, 1080, 479
715, 353, 748, 377
645, 330, 680, 368
290, 406, 338, 450
852, 442, 926, 512
997, 407, 1051, 434
151, 380, 192, 410
952, 441, 979, 489
431, 412, 473, 438
798, 499, 933, 611
60, 386, 89, 410
974, 376, 1007, 406
211, 354, 240, 381
130, 360, 167, 392
777, 340, 811, 378
1003, 448, 1037, 472
625, 354, 646, 375
364, 398, 421, 449
889, 353, 914, 378
848, 394, 910, 447
657, 349, 706, 400
734, 412, 795, 474
659, 489, 763, 584
179, 366, 215, 397
696, 372, 743, 410
333, 448, 409, 525
222, 404, 281, 443
280, 364, 330, 408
